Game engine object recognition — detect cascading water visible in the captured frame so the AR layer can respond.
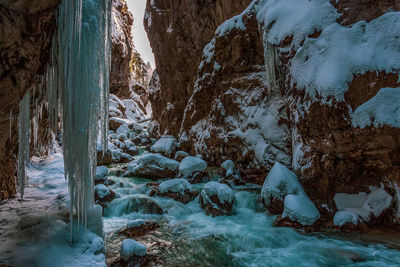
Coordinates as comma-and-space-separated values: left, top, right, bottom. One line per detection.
16, 0, 111, 237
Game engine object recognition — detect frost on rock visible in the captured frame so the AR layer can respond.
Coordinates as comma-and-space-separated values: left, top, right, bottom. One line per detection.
159, 179, 192, 194
120, 239, 146, 261
333, 211, 361, 227
352, 87, 400, 129
333, 187, 393, 223
124, 153, 179, 179
282, 194, 320, 226
150, 135, 177, 157
178, 156, 207, 178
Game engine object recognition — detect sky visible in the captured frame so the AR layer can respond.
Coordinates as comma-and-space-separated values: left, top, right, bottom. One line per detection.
126, 0, 155, 68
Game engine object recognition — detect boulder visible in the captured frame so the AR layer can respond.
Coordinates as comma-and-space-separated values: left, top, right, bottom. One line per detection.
94, 184, 115, 206
124, 153, 179, 179
119, 219, 159, 238
178, 156, 208, 183
152, 179, 198, 204
174, 151, 189, 162
260, 162, 306, 214
282, 194, 320, 226
150, 135, 177, 157
199, 182, 234, 216
120, 239, 146, 262
95, 166, 108, 185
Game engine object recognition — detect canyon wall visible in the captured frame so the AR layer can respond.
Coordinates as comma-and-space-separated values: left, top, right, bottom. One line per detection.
146, 0, 400, 203
144, 0, 253, 134
0, 0, 60, 200
0, 0, 141, 200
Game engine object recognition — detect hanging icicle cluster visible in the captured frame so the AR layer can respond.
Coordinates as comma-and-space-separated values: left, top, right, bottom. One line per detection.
55, 0, 111, 229
16, 0, 111, 234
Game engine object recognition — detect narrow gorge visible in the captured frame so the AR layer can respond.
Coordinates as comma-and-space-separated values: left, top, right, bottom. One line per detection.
1, 0, 400, 266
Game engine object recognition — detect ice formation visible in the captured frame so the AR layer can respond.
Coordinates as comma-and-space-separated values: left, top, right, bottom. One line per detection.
17, 91, 30, 200
16, 0, 111, 238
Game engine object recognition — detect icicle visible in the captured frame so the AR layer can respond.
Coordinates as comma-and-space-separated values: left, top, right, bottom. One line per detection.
9, 109, 12, 141
17, 91, 30, 201
263, 33, 282, 94
42, 0, 111, 242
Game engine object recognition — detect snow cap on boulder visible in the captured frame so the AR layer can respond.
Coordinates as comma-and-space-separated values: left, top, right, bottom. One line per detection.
159, 178, 192, 194
179, 156, 207, 177
124, 153, 179, 179
120, 239, 146, 261
150, 135, 177, 157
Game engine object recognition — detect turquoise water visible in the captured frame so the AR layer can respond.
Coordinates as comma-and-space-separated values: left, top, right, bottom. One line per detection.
103, 171, 400, 267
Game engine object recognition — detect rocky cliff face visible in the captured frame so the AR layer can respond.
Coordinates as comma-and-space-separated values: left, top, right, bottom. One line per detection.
0, 0, 60, 200
144, 0, 252, 135
146, 0, 400, 204
111, 0, 134, 99
0, 0, 148, 200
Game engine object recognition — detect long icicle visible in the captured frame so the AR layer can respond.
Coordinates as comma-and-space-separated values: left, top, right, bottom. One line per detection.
44, 0, 111, 243
17, 91, 30, 201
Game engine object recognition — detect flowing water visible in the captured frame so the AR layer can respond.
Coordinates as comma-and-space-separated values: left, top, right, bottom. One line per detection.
103, 167, 400, 267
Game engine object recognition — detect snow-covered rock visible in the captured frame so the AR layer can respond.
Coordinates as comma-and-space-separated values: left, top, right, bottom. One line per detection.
282, 194, 320, 226
334, 193, 368, 211
116, 124, 130, 136
261, 162, 305, 213
95, 166, 108, 184
260, 162, 320, 225
127, 219, 146, 229
221, 160, 235, 177
174, 150, 189, 161
333, 211, 361, 227
334, 187, 393, 223
178, 156, 208, 183
95, 184, 111, 200
124, 153, 179, 179
363, 188, 392, 217
120, 239, 146, 261
150, 135, 177, 157
159, 178, 192, 194
124, 140, 139, 156
199, 181, 234, 216
155, 178, 197, 204
94, 184, 115, 206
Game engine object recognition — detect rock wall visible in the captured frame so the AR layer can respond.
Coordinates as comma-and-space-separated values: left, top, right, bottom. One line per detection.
144, 0, 252, 135
0, 0, 148, 200
146, 0, 400, 203
111, 0, 134, 99
0, 0, 60, 200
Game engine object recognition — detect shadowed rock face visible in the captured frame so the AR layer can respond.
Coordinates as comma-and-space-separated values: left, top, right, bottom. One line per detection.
144, 0, 252, 135
145, 0, 400, 204
110, 0, 134, 99
0, 0, 60, 200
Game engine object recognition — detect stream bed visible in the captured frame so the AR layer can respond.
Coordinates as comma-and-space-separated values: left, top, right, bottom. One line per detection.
103, 166, 400, 267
